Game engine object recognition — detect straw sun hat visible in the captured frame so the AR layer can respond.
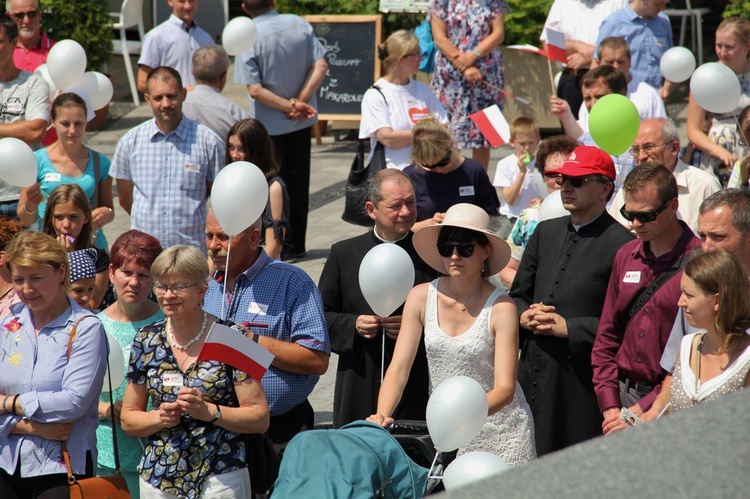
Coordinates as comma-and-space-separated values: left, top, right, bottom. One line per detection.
413, 203, 511, 275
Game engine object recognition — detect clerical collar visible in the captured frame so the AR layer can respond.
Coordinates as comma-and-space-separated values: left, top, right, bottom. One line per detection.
373, 227, 409, 243
571, 211, 604, 232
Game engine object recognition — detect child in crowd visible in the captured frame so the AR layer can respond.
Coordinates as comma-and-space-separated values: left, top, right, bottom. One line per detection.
493, 117, 543, 239
67, 248, 99, 310
727, 105, 750, 189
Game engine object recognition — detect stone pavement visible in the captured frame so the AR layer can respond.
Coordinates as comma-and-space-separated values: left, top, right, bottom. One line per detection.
84, 60, 691, 425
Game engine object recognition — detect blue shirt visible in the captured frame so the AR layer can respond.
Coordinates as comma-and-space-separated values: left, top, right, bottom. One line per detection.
110, 116, 224, 251
202, 250, 330, 416
595, 3, 673, 89
0, 299, 107, 477
234, 10, 327, 136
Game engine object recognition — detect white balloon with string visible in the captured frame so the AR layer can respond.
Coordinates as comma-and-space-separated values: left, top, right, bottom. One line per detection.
222, 17, 259, 56
47, 39, 87, 91
103, 332, 125, 392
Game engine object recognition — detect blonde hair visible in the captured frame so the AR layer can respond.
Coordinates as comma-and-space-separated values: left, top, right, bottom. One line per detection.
717, 17, 750, 45
510, 116, 540, 140
378, 30, 420, 75
411, 116, 458, 166
151, 245, 210, 284
5, 231, 70, 288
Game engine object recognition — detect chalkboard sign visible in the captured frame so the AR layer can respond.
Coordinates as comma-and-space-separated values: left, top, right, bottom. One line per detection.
304, 15, 383, 120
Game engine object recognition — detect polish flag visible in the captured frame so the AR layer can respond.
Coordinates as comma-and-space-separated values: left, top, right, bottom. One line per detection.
507, 44, 546, 57
197, 323, 275, 381
470, 104, 510, 147
545, 28, 568, 64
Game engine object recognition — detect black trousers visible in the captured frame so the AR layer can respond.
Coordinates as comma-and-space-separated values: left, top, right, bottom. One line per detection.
558, 72, 584, 120
0, 451, 93, 499
268, 398, 314, 449
271, 126, 312, 254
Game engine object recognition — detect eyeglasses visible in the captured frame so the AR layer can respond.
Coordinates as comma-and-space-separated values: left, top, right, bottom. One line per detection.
437, 242, 476, 258
629, 143, 665, 156
10, 9, 40, 20
422, 152, 452, 170
552, 175, 605, 188
152, 282, 199, 296
619, 197, 674, 223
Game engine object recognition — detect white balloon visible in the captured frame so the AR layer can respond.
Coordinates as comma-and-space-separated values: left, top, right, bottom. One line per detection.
103, 332, 125, 392
0, 138, 37, 187
72, 72, 113, 110
442, 451, 511, 490
47, 39, 87, 91
222, 17, 259, 56
358, 244, 415, 317
426, 376, 488, 452
66, 86, 96, 122
690, 62, 742, 114
660, 46, 696, 83
210, 161, 269, 236
537, 190, 569, 222
33, 63, 59, 101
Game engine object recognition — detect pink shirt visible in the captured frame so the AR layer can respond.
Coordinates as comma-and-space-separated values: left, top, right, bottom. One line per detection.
13, 33, 55, 73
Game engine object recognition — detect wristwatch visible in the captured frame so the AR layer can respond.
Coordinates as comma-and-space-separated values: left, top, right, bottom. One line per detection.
472, 48, 482, 58
210, 404, 222, 423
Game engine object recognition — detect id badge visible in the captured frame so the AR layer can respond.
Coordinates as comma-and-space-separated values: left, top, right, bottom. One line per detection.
163, 372, 184, 387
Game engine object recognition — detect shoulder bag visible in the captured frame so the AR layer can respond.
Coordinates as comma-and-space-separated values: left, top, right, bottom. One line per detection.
342, 86, 388, 227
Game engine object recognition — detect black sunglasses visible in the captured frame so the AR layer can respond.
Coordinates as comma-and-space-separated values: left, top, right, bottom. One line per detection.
422, 152, 452, 170
553, 175, 604, 188
437, 242, 476, 258
619, 197, 674, 223
10, 9, 40, 20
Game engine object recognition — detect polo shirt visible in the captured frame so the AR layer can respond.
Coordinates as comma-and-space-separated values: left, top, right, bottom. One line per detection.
13, 33, 55, 73
182, 84, 247, 141
592, 222, 700, 412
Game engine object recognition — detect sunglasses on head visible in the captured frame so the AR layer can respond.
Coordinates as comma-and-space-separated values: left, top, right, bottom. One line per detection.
552, 175, 604, 188
437, 242, 476, 258
10, 9, 40, 20
619, 197, 673, 223
422, 152, 452, 170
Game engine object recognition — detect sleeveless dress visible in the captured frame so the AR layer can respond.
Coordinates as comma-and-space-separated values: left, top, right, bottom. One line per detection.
423, 279, 536, 465
671, 332, 750, 412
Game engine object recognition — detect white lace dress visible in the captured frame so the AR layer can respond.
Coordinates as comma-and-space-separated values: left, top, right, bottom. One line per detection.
423, 279, 536, 465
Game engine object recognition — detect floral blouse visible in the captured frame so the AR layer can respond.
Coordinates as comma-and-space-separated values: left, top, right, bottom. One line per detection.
127, 320, 248, 499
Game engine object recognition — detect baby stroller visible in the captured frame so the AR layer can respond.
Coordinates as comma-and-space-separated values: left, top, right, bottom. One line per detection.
270, 420, 449, 498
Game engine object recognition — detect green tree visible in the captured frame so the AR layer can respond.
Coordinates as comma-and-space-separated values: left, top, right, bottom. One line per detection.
723, 0, 750, 20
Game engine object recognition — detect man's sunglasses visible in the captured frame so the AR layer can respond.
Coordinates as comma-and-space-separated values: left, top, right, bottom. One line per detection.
619, 197, 674, 223
552, 175, 604, 188
422, 152, 452, 170
437, 242, 476, 258
10, 9, 40, 20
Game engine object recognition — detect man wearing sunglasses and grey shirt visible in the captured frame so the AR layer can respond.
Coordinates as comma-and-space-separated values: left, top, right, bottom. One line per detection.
510, 145, 633, 456
592, 162, 699, 436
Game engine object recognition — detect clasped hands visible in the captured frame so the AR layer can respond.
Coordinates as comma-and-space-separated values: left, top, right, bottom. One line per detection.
520, 303, 568, 338
356, 315, 401, 340
157, 387, 214, 428
285, 99, 317, 120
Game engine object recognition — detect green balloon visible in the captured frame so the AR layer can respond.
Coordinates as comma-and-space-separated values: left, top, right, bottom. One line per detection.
588, 94, 640, 157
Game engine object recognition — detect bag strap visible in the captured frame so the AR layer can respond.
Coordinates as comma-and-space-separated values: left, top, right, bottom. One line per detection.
623, 255, 686, 331
63, 314, 105, 483
92, 150, 101, 210
106, 355, 123, 473
360, 85, 388, 151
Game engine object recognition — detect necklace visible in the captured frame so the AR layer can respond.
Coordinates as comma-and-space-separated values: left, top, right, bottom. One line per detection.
167, 311, 208, 350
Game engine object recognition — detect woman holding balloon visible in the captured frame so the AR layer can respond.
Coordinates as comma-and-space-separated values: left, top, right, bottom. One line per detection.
687, 17, 750, 184
17, 93, 115, 250
368, 203, 535, 465
95, 230, 163, 499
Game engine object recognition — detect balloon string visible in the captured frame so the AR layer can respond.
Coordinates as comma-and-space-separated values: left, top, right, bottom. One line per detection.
427, 451, 441, 484
381, 324, 385, 384
734, 113, 749, 152
220, 238, 233, 322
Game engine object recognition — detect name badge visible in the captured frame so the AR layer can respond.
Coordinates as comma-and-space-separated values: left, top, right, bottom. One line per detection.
248, 302, 268, 315
163, 373, 184, 387
185, 163, 201, 174
45, 173, 62, 182
6, 102, 23, 114
459, 185, 475, 197
623, 271, 641, 283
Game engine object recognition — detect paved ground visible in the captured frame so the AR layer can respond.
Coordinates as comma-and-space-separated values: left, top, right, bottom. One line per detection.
87, 57, 693, 425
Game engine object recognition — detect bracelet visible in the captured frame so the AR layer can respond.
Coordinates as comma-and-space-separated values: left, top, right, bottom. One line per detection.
472, 48, 482, 58
11, 394, 18, 415
22, 203, 36, 215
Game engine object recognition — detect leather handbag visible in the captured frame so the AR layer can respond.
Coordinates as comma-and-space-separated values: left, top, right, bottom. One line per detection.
342, 86, 388, 227
62, 316, 130, 499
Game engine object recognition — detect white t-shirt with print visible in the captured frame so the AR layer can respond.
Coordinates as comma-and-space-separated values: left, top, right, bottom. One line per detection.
493, 153, 542, 218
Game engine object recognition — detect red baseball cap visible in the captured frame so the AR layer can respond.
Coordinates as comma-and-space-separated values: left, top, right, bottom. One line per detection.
544, 145, 616, 181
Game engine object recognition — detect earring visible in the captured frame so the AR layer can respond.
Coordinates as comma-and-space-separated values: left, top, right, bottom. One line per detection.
481, 260, 487, 274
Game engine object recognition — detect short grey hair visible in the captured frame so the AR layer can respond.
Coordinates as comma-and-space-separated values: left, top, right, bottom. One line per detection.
700, 189, 750, 235
6, 0, 39, 12
192, 45, 229, 83
654, 117, 680, 145
367, 169, 414, 205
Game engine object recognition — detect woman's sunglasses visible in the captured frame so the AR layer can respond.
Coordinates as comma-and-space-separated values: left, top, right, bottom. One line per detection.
619, 197, 674, 223
422, 152, 452, 170
437, 242, 476, 258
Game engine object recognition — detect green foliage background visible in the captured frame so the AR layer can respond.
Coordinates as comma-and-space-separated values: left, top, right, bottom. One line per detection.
723, 0, 750, 20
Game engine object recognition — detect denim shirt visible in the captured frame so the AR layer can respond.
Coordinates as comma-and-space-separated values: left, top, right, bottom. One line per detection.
0, 298, 107, 476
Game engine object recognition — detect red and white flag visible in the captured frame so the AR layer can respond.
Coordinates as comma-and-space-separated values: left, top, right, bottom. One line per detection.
544, 28, 568, 64
469, 104, 510, 147
507, 44, 546, 57
197, 323, 274, 381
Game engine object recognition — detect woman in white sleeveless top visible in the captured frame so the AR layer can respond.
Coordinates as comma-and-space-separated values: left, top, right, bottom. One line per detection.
644, 250, 750, 419
368, 204, 535, 465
